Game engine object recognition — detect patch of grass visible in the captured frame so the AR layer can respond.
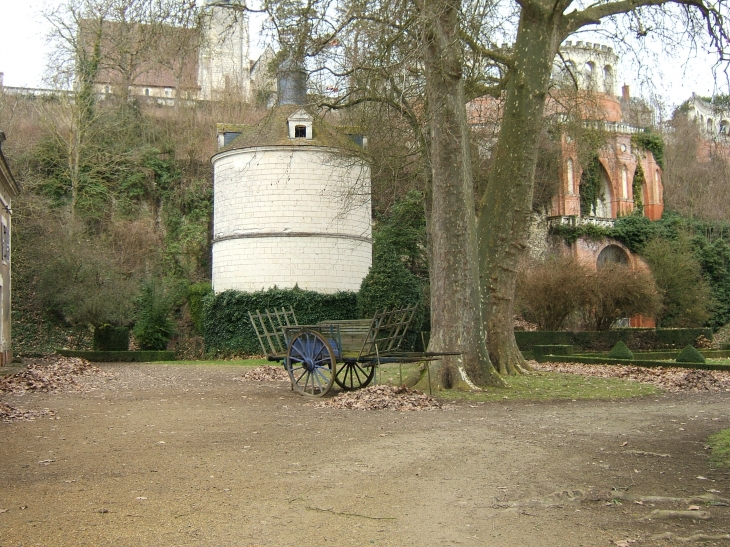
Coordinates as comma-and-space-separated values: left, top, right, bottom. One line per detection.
708, 429, 730, 468
439, 371, 660, 402
374, 362, 421, 386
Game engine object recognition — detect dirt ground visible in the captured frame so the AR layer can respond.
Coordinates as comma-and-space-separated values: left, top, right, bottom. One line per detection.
1, 363, 730, 547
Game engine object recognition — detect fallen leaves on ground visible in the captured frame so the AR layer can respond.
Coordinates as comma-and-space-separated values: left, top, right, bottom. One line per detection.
0, 356, 106, 423
530, 361, 730, 392
0, 400, 55, 423
237, 366, 290, 382
316, 385, 442, 411
0, 356, 105, 394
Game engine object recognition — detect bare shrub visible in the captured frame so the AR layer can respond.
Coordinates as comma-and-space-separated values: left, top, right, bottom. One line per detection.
516, 255, 592, 331
517, 257, 661, 331
581, 264, 661, 331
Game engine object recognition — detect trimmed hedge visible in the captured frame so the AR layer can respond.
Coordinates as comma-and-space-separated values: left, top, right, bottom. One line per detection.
93, 325, 129, 351
533, 345, 574, 361
57, 350, 175, 362
533, 352, 730, 371
515, 328, 712, 352
203, 287, 358, 356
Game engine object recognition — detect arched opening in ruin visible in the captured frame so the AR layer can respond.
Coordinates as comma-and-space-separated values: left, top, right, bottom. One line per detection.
603, 65, 614, 94
579, 156, 612, 218
596, 244, 630, 269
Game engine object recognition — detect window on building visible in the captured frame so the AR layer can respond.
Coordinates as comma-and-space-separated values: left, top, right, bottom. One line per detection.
566, 159, 574, 194
603, 65, 614, 94
621, 165, 628, 198
584, 62, 595, 87
294, 125, 306, 138
1, 223, 9, 263
145, 88, 150, 96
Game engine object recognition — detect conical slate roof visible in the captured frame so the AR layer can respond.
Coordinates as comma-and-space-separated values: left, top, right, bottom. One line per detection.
214, 104, 365, 156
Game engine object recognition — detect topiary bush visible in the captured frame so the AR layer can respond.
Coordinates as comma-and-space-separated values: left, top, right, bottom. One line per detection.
93, 324, 129, 351
676, 345, 706, 363
608, 340, 634, 360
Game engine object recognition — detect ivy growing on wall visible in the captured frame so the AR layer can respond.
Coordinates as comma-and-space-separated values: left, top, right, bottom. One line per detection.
579, 155, 602, 216
632, 130, 665, 169
632, 162, 645, 215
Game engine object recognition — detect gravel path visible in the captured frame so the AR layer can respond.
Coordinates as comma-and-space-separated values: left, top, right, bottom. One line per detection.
1, 363, 729, 546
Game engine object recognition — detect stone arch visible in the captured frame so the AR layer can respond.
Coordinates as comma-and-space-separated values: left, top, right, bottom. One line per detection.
708, 118, 714, 133
580, 157, 613, 218
721, 120, 730, 134
597, 244, 630, 269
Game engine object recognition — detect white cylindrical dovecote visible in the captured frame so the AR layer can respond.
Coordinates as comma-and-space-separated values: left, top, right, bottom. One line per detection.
211, 104, 372, 294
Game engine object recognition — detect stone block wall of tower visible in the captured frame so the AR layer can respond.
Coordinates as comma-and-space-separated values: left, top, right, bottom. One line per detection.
211, 147, 372, 294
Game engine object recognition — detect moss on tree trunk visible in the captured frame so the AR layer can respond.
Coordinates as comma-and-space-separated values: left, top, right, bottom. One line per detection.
478, 8, 562, 375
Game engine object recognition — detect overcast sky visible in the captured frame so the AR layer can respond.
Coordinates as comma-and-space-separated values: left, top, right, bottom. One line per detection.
0, 0, 725, 113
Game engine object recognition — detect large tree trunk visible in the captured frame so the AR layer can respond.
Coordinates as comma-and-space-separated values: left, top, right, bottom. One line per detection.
419, 0, 503, 388
478, 8, 562, 375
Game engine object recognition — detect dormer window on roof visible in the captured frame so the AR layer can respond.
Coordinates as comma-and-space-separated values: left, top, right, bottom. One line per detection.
287, 109, 313, 140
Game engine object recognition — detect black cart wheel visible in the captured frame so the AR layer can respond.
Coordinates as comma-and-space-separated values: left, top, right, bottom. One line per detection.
335, 361, 376, 391
286, 329, 336, 397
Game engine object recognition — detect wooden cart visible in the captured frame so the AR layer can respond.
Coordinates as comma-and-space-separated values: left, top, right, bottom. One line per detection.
249, 306, 452, 397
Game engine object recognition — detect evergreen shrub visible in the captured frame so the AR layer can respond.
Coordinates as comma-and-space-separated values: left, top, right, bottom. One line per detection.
357, 248, 425, 347
203, 287, 358, 355
676, 345, 706, 363
133, 280, 184, 351
187, 282, 213, 334
608, 340, 634, 359
93, 324, 129, 351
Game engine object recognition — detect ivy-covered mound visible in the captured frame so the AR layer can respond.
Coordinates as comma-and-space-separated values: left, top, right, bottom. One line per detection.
676, 345, 706, 364
608, 340, 634, 360
203, 287, 358, 356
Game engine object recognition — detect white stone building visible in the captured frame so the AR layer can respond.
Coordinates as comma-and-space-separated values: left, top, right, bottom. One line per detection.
86, 0, 260, 104
0, 132, 20, 365
197, 0, 250, 102
684, 93, 730, 136
551, 41, 619, 95
210, 82, 372, 294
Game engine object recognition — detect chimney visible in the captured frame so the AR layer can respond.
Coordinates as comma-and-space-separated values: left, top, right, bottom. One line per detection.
622, 84, 630, 102
277, 58, 307, 106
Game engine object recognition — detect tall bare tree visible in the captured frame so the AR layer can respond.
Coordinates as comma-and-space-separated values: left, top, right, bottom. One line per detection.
261, 0, 730, 386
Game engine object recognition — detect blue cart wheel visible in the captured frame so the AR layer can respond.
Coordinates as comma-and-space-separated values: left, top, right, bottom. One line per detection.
335, 362, 375, 391
286, 329, 336, 397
